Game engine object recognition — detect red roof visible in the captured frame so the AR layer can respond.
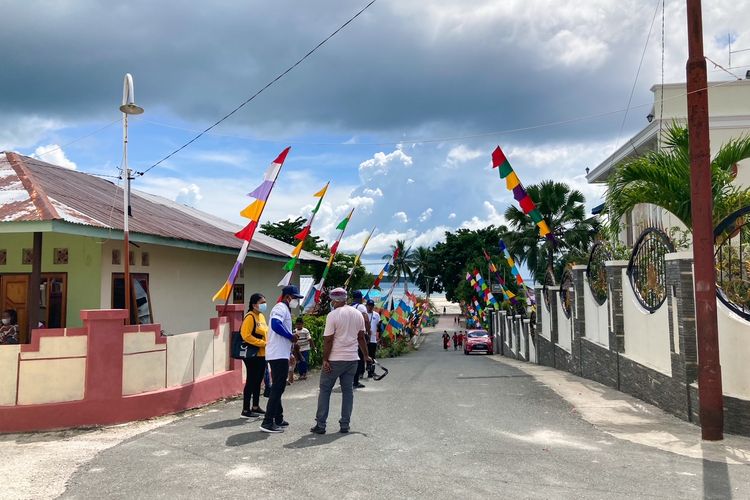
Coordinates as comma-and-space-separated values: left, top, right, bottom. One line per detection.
0, 152, 323, 262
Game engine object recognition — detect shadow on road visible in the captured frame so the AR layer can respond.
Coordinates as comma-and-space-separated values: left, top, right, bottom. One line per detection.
283, 431, 367, 449
226, 432, 271, 447
202, 418, 255, 430
702, 450, 733, 499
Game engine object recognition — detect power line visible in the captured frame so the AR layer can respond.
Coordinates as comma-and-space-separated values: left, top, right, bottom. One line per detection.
137, 0, 379, 177
29, 118, 120, 160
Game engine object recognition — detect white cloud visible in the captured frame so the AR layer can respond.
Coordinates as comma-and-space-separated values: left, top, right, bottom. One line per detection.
32, 144, 77, 170
358, 148, 413, 182
545, 30, 609, 68
407, 178, 415, 184
460, 201, 506, 230
446, 144, 483, 166
418, 207, 433, 222
393, 211, 408, 223
448, 212, 456, 220
175, 183, 202, 206
362, 187, 383, 197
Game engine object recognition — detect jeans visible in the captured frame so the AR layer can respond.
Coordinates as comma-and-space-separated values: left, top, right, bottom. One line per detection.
242, 356, 266, 411
263, 359, 289, 425
315, 360, 358, 430
298, 350, 310, 376
367, 343, 377, 377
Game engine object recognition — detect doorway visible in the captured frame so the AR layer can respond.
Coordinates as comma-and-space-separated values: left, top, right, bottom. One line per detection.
0, 273, 67, 343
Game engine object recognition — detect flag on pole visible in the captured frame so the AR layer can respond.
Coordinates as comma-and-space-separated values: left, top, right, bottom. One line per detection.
491, 146, 552, 240
213, 147, 290, 301
344, 226, 376, 289
277, 181, 330, 287
301, 208, 355, 311
498, 239, 536, 310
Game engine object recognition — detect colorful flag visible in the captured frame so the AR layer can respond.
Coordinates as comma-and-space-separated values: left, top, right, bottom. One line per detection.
302, 208, 355, 311
277, 181, 330, 287
498, 239, 536, 310
345, 226, 376, 289
491, 145, 553, 240
213, 147, 290, 301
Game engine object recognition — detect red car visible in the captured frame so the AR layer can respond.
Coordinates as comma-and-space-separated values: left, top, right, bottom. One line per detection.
464, 329, 493, 355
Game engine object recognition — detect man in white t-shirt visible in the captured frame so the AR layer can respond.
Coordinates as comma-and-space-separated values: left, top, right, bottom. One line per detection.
261, 285, 302, 434
311, 288, 372, 435
365, 299, 380, 378
351, 290, 370, 388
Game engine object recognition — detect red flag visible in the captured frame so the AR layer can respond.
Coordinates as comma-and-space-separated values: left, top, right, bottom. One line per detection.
491, 146, 507, 168
330, 241, 339, 254
234, 220, 257, 241
294, 226, 311, 241
519, 195, 536, 214
393, 248, 400, 260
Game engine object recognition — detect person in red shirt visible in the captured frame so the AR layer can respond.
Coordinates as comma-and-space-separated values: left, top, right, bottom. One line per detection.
458, 331, 464, 348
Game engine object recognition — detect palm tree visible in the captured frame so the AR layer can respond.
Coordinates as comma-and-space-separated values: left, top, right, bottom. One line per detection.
383, 239, 415, 292
606, 124, 750, 231
502, 180, 600, 282
410, 246, 433, 295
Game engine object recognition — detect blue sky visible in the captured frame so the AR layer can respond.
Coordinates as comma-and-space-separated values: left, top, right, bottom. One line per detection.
2, 0, 749, 275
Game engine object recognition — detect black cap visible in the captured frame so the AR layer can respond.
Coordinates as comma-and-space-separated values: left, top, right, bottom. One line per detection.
366, 299, 375, 306
352, 290, 363, 300
281, 285, 304, 299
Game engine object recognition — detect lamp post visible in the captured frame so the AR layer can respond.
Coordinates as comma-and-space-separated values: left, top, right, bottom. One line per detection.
120, 74, 144, 325
685, 0, 723, 440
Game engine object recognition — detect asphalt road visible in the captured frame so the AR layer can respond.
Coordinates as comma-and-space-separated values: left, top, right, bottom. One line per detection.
62, 317, 750, 499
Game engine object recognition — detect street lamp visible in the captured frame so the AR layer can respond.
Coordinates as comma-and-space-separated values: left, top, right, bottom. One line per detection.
120, 73, 144, 325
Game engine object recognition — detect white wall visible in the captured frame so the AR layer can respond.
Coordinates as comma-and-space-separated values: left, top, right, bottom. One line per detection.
717, 302, 750, 400
583, 276, 610, 348
555, 287, 573, 352
621, 268, 672, 375
100, 241, 290, 335
541, 298, 552, 341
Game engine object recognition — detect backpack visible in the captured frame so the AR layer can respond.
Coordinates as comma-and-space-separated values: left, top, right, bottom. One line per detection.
231, 313, 260, 360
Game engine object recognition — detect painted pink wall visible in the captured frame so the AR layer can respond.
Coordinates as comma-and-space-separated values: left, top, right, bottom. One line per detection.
0, 305, 245, 433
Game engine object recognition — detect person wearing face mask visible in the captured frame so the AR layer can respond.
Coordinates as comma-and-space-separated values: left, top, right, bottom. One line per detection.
260, 285, 302, 433
239, 294, 268, 418
0, 309, 19, 345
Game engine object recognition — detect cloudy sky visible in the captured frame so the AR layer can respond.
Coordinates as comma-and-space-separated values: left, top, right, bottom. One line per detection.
2, 0, 749, 272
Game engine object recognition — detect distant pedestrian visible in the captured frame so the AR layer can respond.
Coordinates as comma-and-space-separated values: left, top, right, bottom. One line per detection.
443, 306, 446, 314
0, 309, 19, 345
458, 331, 464, 348
311, 288, 372, 435
365, 299, 380, 378
442, 331, 450, 350
295, 317, 311, 381
351, 290, 370, 389
452, 332, 458, 351
260, 285, 303, 433
239, 294, 268, 418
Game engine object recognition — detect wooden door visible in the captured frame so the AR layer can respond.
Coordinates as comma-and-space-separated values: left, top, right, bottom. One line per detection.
1, 275, 29, 342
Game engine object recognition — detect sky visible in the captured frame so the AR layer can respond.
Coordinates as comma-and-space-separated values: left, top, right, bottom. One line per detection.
2, 0, 750, 274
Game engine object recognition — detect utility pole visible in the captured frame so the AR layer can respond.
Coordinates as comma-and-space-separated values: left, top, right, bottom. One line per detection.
685, 0, 723, 440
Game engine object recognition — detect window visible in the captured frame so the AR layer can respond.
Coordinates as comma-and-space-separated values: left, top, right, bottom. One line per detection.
112, 273, 153, 325
232, 283, 245, 304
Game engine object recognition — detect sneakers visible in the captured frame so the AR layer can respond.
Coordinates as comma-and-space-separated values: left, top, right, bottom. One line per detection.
275, 420, 290, 428
353, 382, 366, 389
250, 407, 266, 415
240, 410, 254, 418
310, 425, 326, 435
339, 427, 349, 434
260, 423, 284, 433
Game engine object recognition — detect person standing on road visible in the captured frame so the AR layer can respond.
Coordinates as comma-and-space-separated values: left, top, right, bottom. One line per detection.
260, 285, 302, 433
458, 331, 464, 349
311, 288, 372, 435
365, 299, 380, 378
240, 294, 268, 418
351, 290, 370, 389
295, 317, 311, 380
452, 332, 458, 351
442, 331, 450, 350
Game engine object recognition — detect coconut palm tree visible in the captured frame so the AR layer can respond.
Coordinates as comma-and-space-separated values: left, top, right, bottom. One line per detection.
410, 246, 434, 295
606, 124, 750, 231
502, 180, 600, 282
383, 239, 415, 292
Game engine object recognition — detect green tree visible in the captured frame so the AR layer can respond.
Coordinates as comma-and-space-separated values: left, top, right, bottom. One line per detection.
411, 246, 437, 296
311, 251, 373, 290
259, 217, 324, 251
606, 124, 750, 231
502, 180, 599, 283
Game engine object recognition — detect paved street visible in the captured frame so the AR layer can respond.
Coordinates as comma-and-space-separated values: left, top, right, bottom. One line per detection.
60, 316, 750, 499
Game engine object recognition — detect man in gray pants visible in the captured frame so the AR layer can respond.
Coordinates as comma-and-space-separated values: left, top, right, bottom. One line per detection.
311, 287, 372, 434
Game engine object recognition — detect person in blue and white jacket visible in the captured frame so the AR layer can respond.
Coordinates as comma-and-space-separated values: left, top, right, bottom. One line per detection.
260, 285, 302, 433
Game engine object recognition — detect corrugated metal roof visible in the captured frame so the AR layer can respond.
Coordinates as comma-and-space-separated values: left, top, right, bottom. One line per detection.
0, 152, 325, 263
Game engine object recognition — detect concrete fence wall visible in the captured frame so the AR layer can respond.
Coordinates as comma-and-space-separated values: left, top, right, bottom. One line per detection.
0, 304, 246, 433
492, 252, 750, 437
